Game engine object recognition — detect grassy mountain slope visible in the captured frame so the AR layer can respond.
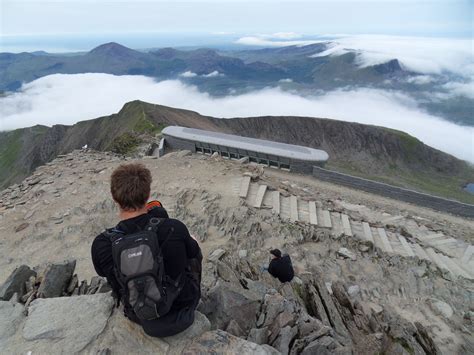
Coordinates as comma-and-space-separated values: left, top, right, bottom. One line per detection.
0, 100, 472, 203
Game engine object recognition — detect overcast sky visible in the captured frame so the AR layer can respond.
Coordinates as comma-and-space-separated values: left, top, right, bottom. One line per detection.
1, 0, 472, 37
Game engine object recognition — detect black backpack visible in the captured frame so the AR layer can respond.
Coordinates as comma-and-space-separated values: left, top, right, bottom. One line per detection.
105, 217, 185, 321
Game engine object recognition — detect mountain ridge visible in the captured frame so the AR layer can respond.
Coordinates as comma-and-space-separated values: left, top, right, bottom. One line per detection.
0, 100, 472, 203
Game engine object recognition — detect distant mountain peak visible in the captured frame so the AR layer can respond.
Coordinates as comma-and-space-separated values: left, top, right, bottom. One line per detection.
88, 42, 138, 57
373, 59, 403, 74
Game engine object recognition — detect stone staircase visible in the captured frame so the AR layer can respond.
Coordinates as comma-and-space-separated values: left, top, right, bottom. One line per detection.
234, 176, 474, 281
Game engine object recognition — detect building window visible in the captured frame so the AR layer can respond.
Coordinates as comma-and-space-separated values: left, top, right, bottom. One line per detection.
269, 160, 279, 168
249, 156, 258, 163
221, 151, 230, 158
259, 159, 269, 165
230, 153, 238, 160
203, 148, 211, 155
280, 163, 290, 170
196, 147, 203, 153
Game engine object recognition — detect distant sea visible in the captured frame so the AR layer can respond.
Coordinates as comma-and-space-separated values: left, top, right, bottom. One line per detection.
0, 32, 248, 53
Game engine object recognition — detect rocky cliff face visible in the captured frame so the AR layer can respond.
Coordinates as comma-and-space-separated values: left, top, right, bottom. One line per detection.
0, 149, 472, 354
1, 100, 472, 202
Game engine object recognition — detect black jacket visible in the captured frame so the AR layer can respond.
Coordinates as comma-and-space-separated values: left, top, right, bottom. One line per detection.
91, 208, 201, 310
268, 254, 294, 283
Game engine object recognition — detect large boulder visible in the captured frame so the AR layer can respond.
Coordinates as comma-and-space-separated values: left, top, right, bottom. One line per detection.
199, 282, 261, 333
85, 309, 211, 355
0, 301, 25, 344
22, 293, 114, 353
301, 336, 349, 355
183, 329, 281, 354
37, 260, 76, 298
272, 325, 297, 354
0, 265, 36, 301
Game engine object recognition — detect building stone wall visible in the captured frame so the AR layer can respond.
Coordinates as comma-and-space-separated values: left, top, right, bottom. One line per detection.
312, 167, 474, 218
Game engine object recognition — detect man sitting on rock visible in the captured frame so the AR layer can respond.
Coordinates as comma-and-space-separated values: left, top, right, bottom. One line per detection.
267, 249, 294, 283
91, 163, 202, 337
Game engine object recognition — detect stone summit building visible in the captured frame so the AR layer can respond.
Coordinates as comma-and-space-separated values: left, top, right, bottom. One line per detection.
161, 126, 329, 174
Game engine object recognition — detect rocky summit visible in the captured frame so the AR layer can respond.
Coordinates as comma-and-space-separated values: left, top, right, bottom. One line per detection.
0, 148, 473, 354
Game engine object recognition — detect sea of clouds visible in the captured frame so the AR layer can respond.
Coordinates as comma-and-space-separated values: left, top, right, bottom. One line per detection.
238, 34, 474, 75
238, 34, 474, 97
1, 73, 472, 164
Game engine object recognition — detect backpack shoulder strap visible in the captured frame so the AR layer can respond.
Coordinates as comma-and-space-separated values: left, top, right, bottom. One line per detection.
145, 217, 175, 248
104, 227, 125, 243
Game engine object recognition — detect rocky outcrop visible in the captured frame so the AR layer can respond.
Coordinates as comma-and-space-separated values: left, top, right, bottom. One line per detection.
22, 293, 114, 352
37, 259, 76, 298
184, 330, 280, 354
0, 149, 468, 354
198, 282, 261, 332
0, 251, 443, 354
0, 265, 36, 301
0, 259, 111, 308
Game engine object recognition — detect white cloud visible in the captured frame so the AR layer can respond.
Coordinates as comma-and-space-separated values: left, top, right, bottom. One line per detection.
1, 73, 472, 164
180, 70, 224, 78
235, 36, 322, 47
211, 31, 235, 35
441, 81, 474, 99
203, 71, 224, 78
267, 32, 302, 40
310, 35, 474, 78
406, 75, 434, 85
179, 71, 198, 78
279, 78, 293, 83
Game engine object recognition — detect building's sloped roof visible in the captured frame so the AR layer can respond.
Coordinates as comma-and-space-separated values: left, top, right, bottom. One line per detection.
162, 126, 329, 162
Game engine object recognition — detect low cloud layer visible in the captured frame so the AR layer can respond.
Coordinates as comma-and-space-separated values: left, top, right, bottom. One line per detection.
235, 36, 320, 47
312, 35, 474, 78
179, 71, 224, 78
237, 34, 473, 79
1, 73, 472, 163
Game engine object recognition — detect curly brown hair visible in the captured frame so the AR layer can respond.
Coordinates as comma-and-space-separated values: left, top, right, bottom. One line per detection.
110, 163, 152, 210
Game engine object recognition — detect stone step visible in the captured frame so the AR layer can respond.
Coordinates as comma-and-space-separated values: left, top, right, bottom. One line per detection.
440, 255, 473, 280
420, 233, 445, 242
435, 243, 461, 259
308, 201, 318, 225
349, 220, 364, 241
262, 188, 274, 208
428, 238, 457, 247
412, 243, 430, 261
296, 199, 310, 224
239, 176, 251, 198
459, 260, 474, 279
398, 234, 415, 257
387, 232, 406, 256
331, 212, 344, 236
245, 183, 260, 205
279, 196, 291, 220
253, 185, 267, 208
381, 215, 404, 224
341, 214, 353, 237
321, 209, 332, 228
376, 228, 393, 253
461, 245, 474, 264
425, 248, 452, 274
272, 191, 280, 215
362, 222, 374, 243
290, 195, 298, 222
